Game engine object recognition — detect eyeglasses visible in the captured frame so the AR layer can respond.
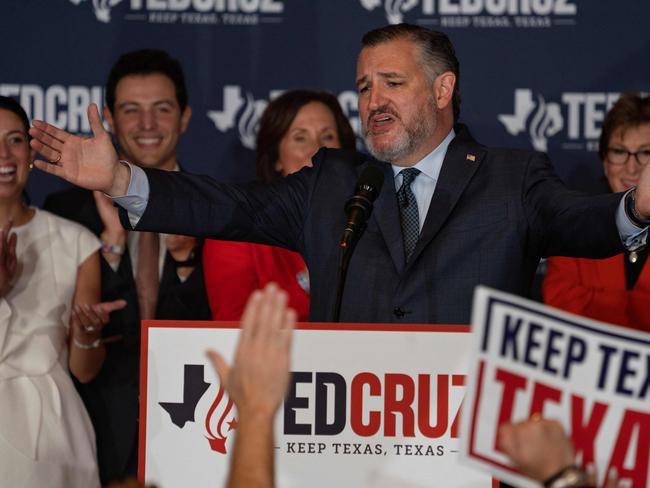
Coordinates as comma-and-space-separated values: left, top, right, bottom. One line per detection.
606, 147, 650, 166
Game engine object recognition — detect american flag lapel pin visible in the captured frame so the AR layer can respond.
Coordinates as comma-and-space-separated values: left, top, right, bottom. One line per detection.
466, 153, 476, 162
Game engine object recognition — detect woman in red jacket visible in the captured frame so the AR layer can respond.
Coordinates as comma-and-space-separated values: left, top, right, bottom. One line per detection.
543, 92, 650, 331
203, 90, 356, 321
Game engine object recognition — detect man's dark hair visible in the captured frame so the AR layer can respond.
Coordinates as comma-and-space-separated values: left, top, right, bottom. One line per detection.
598, 92, 650, 160
256, 89, 357, 184
361, 24, 461, 122
105, 49, 188, 113
0, 95, 30, 135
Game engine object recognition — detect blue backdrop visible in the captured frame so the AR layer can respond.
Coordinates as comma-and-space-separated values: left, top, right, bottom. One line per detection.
2, 0, 649, 207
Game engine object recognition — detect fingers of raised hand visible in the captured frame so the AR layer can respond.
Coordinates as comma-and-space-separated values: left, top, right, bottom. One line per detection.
239, 288, 264, 343
281, 307, 297, 352
32, 159, 65, 178
87, 104, 107, 137
206, 349, 230, 388
29, 123, 65, 157
256, 283, 289, 342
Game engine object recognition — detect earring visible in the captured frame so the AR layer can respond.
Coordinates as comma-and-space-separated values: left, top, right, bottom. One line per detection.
29, 162, 34, 171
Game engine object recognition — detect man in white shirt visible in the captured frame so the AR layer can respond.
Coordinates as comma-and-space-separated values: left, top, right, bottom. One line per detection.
41, 49, 211, 485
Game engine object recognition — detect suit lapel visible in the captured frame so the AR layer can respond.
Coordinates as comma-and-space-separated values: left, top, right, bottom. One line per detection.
367, 162, 405, 274
406, 130, 486, 270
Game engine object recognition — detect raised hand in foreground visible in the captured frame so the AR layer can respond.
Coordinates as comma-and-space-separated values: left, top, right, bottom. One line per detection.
29, 103, 131, 196
207, 283, 296, 488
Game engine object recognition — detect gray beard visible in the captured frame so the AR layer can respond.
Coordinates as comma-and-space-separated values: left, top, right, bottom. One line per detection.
364, 111, 436, 163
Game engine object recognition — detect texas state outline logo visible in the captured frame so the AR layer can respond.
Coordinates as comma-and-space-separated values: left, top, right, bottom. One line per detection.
158, 364, 237, 454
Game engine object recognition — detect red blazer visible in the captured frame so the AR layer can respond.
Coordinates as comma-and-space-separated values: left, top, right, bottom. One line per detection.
543, 254, 650, 332
203, 240, 310, 321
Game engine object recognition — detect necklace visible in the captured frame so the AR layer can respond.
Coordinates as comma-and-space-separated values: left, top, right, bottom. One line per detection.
629, 251, 638, 264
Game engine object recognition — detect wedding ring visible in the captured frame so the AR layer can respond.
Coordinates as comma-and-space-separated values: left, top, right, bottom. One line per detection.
84, 325, 96, 333
50, 152, 62, 164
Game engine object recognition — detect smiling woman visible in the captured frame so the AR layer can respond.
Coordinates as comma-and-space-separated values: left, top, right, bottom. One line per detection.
202, 89, 357, 321
0, 96, 112, 488
544, 92, 650, 332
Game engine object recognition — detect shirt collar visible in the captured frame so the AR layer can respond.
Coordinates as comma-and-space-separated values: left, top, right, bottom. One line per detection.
391, 128, 456, 182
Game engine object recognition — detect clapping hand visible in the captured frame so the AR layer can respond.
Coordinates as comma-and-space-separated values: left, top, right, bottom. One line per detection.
70, 299, 127, 345
0, 221, 17, 298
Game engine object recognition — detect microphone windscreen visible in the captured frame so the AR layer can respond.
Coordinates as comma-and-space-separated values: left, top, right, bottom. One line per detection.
357, 165, 384, 200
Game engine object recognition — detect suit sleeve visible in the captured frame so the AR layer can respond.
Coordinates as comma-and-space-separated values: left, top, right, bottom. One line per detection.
119, 161, 315, 253
542, 256, 629, 325
522, 152, 625, 259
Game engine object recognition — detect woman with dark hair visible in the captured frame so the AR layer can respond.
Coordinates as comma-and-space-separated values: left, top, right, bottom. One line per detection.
0, 96, 122, 487
543, 92, 650, 331
203, 90, 356, 321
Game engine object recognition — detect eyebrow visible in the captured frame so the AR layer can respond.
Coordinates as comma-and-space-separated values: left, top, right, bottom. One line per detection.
116, 99, 176, 109
356, 71, 406, 86
289, 126, 336, 133
3, 129, 27, 137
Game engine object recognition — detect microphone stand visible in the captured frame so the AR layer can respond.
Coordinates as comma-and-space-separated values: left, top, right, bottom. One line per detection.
331, 165, 383, 322
332, 225, 363, 323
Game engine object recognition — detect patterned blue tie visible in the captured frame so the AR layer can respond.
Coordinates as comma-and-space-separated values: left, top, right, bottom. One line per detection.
397, 168, 421, 262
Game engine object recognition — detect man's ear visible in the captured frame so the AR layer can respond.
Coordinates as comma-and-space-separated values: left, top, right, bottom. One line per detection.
433, 71, 456, 111
103, 105, 115, 133
180, 105, 192, 134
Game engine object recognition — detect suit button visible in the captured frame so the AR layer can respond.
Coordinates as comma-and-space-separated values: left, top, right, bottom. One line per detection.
393, 307, 406, 318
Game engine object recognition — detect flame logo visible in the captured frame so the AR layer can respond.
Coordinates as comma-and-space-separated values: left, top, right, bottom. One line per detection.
359, 0, 419, 24
527, 95, 563, 152
498, 89, 564, 152
69, 0, 123, 23
207, 86, 269, 150
237, 92, 261, 150
204, 384, 236, 454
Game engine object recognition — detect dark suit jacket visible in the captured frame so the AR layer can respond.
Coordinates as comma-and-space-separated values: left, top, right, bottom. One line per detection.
44, 187, 212, 484
122, 126, 624, 324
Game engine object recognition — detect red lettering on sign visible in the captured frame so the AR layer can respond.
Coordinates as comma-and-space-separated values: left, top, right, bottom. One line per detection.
351, 372, 381, 436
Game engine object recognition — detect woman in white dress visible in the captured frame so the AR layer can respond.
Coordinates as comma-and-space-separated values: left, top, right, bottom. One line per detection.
0, 96, 115, 487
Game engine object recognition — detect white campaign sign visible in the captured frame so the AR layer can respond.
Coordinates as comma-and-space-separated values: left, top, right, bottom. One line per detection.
460, 287, 650, 488
140, 322, 492, 487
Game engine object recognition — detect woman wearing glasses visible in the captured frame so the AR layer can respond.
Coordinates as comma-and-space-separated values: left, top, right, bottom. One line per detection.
543, 92, 650, 331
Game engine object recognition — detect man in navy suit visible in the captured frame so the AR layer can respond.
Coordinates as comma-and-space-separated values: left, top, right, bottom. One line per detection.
30, 24, 650, 325
42, 49, 211, 484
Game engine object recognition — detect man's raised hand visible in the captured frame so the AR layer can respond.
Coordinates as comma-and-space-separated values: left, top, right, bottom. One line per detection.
29, 104, 131, 196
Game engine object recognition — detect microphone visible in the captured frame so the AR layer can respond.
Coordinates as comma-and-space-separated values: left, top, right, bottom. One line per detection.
333, 165, 384, 322
340, 165, 384, 248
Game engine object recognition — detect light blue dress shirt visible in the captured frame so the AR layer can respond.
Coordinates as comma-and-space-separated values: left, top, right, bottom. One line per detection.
392, 129, 455, 232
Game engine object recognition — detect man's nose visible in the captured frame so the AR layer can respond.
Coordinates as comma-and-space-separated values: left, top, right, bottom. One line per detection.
368, 85, 386, 111
139, 110, 156, 130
